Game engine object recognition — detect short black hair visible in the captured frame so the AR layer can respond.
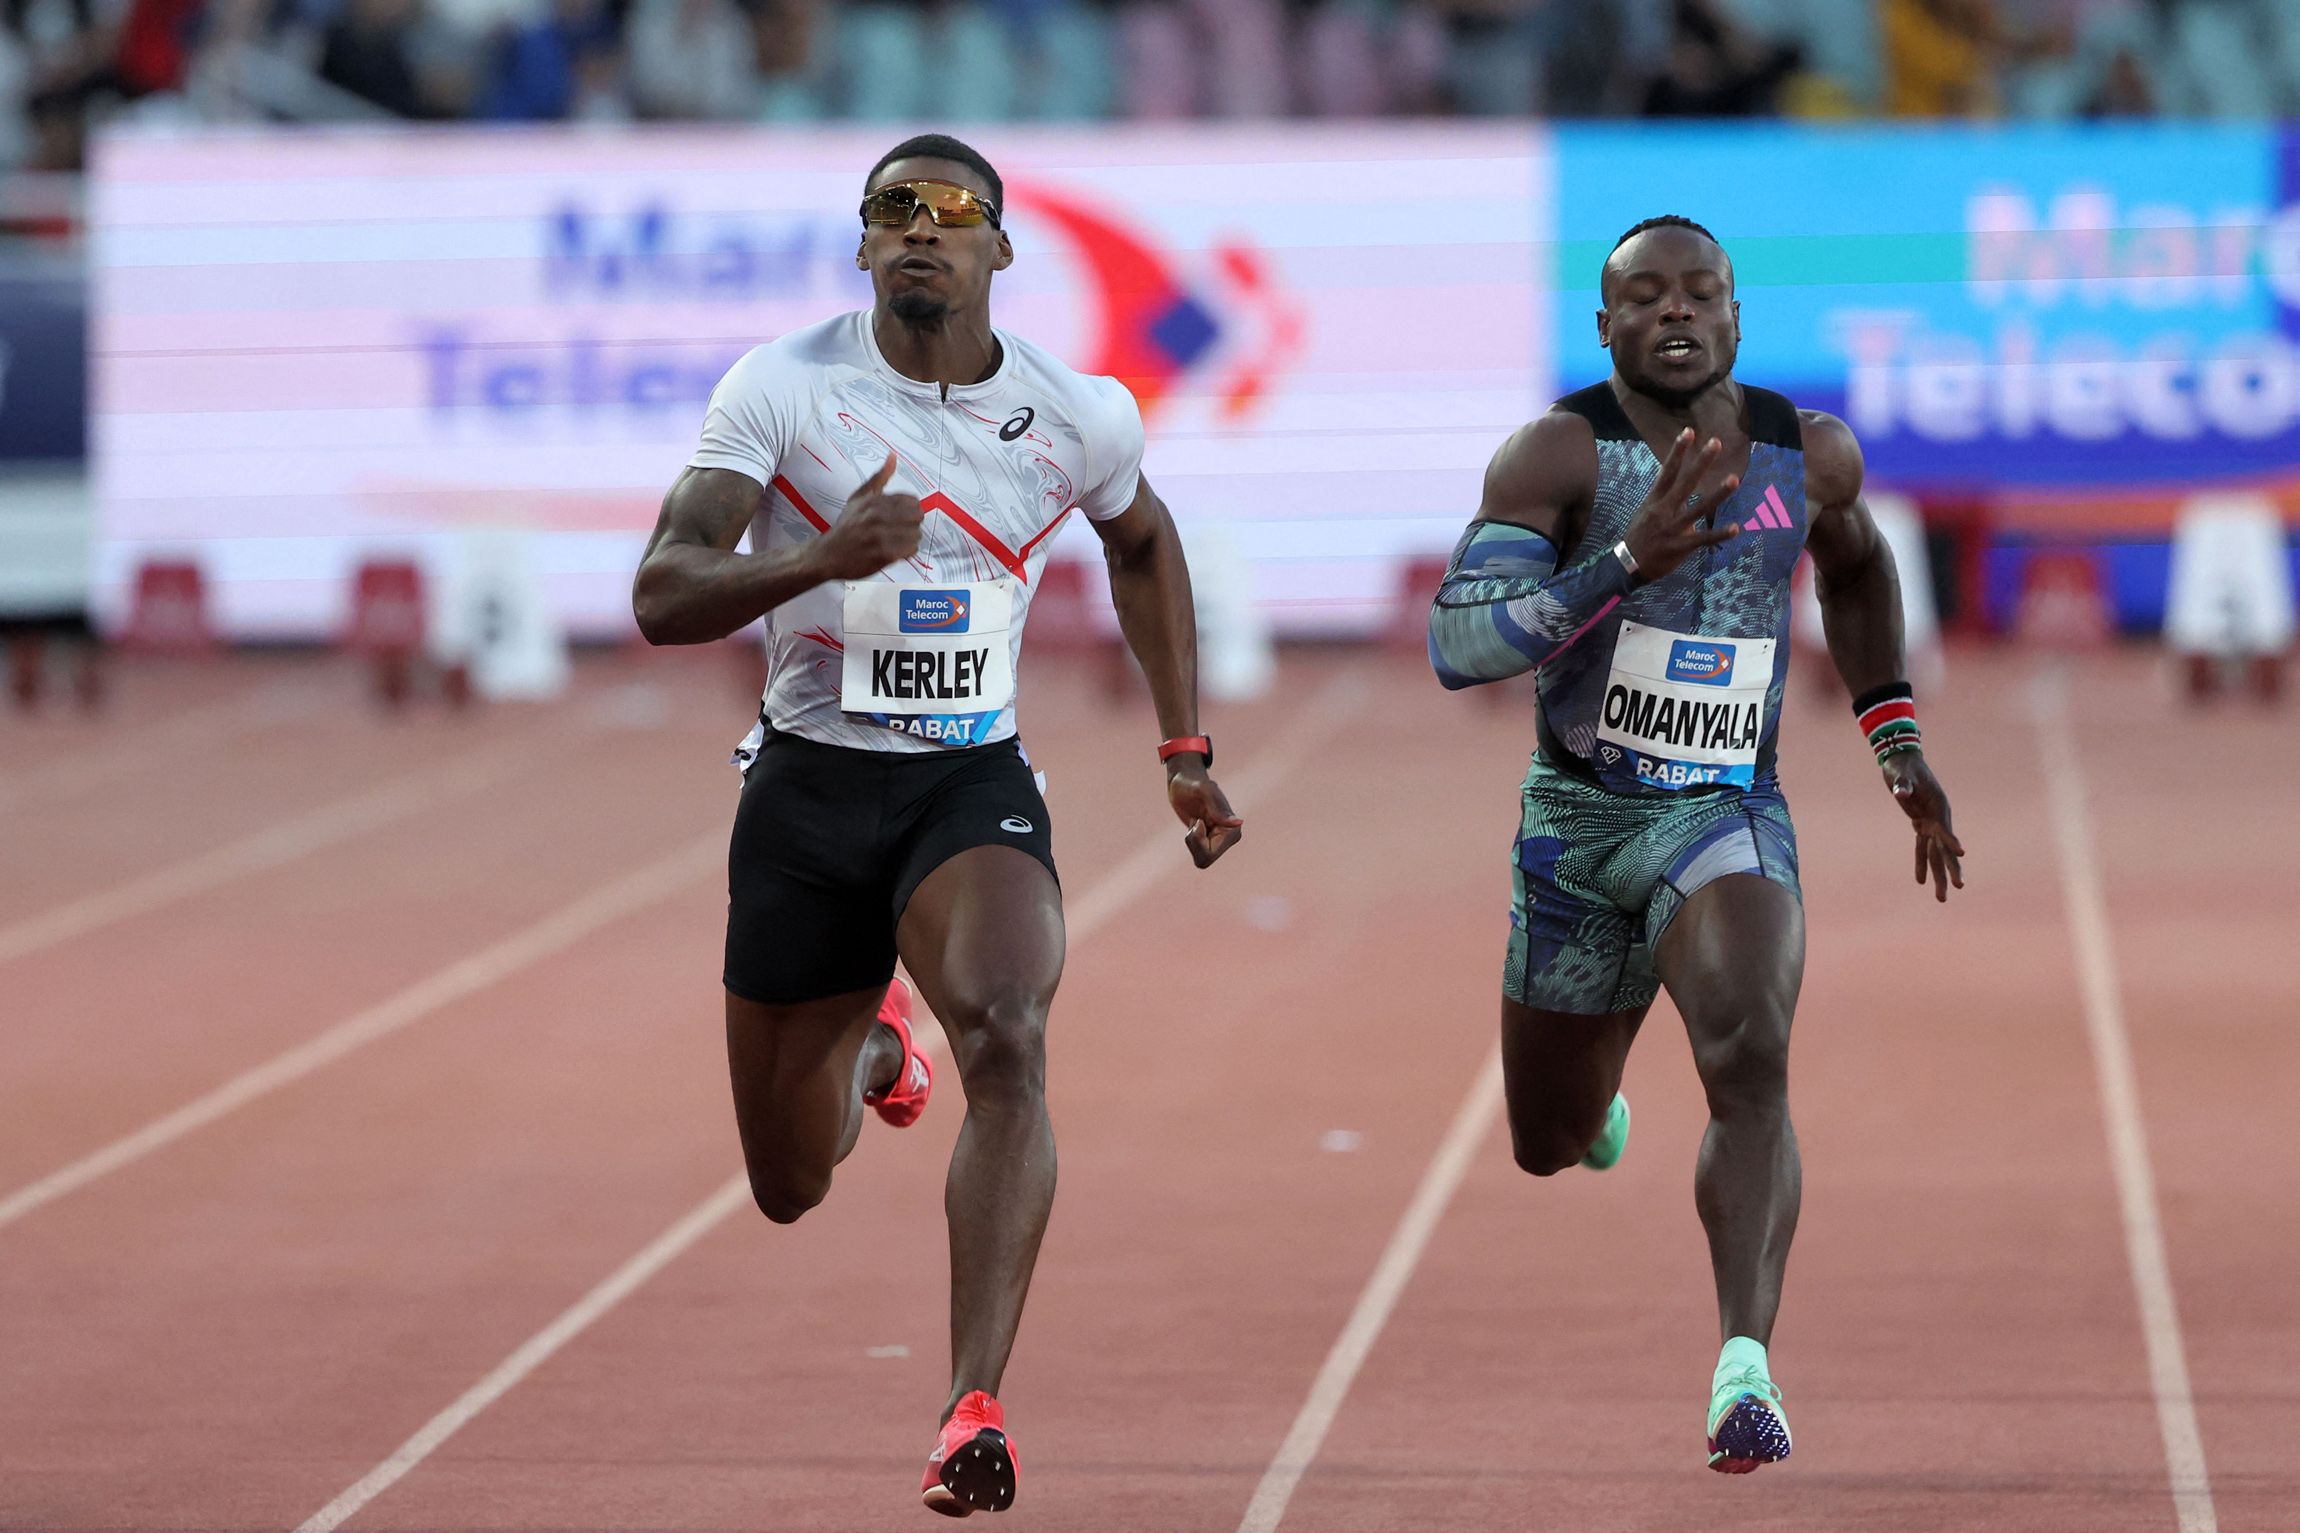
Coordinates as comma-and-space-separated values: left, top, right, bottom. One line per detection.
1601, 215, 1727, 301
866, 134, 1004, 221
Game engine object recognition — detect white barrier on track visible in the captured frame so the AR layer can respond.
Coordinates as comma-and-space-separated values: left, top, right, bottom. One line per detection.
430, 527, 570, 702
2165, 494, 2294, 660
1187, 520, 1276, 701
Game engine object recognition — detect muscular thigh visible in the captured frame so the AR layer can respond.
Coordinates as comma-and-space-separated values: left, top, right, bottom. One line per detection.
1654, 871, 1806, 1044
890, 742, 1064, 1020
1500, 995, 1647, 1124
724, 986, 886, 1162
896, 846, 1064, 1022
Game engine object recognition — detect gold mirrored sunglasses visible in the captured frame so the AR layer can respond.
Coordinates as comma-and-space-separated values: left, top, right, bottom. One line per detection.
860, 179, 1001, 230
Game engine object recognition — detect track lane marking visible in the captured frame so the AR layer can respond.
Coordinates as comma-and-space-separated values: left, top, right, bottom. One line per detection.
1234, 1043, 1503, 1533
291, 670, 1368, 1533
0, 743, 531, 969
0, 833, 725, 1232
2033, 665, 2217, 1533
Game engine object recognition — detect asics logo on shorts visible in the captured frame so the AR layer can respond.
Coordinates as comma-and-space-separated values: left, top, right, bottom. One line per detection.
1000, 816, 1034, 834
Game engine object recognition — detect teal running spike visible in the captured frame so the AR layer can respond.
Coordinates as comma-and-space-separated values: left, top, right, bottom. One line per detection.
1706, 1338, 1792, 1474
1579, 1093, 1630, 1171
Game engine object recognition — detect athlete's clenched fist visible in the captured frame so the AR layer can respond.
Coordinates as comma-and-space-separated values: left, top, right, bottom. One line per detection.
810, 454, 926, 580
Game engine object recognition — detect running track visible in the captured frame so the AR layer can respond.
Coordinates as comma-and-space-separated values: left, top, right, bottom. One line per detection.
1, 644, 2290, 1532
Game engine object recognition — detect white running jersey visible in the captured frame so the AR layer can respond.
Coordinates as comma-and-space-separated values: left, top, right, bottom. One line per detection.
688, 311, 1145, 758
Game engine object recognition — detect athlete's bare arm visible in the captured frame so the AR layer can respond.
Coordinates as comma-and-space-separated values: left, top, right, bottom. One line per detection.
1089, 472, 1243, 869
1802, 409, 1965, 901
1801, 412, 1906, 696
632, 456, 923, 645
1485, 411, 1748, 572
1477, 410, 1599, 547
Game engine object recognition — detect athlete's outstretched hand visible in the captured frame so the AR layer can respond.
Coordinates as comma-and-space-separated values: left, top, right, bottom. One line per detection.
1168, 762, 1243, 869
1623, 429, 1745, 581
811, 454, 925, 581
1884, 751, 1965, 902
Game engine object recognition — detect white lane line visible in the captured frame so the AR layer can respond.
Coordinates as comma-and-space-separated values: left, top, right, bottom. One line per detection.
2032, 666, 2218, 1533
1060, 670, 1367, 941
0, 684, 275, 816
292, 668, 1368, 1533
0, 744, 530, 968
0, 834, 725, 1233
295, 1176, 759, 1533
1235, 1043, 1504, 1533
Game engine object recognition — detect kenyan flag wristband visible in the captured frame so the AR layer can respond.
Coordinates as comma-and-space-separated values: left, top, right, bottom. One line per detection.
1853, 681, 1921, 764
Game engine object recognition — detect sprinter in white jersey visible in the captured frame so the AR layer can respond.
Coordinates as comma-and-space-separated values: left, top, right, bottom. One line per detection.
632, 135, 1242, 1519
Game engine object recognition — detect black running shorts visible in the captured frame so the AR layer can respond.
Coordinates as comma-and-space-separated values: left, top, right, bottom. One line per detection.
724, 728, 1058, 1006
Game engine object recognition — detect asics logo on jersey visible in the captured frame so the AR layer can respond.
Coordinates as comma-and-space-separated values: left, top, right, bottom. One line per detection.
999, 408, 1035, 442
1000, 816, 1034, 834
1667, 640, 1737, 686
898, 590, 971, 633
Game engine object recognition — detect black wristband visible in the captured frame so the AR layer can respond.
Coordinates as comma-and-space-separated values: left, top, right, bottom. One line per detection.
1849, 680, 1913, 717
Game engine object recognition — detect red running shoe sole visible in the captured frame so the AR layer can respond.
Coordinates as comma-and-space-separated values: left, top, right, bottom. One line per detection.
922, 1426, 1014, 1517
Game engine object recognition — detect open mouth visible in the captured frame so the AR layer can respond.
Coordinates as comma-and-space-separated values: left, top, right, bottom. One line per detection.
1656, 336, 1702, 361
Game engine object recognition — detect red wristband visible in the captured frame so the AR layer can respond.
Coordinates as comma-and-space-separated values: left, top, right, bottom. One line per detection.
1158, 735, 1213, 768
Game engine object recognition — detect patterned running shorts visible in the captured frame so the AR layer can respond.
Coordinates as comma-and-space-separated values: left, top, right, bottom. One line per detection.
1507, 757, 1801, 1015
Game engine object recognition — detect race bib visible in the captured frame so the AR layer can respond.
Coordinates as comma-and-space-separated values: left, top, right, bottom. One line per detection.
841, 581, 1016, 745
1594, 621, 1775, 790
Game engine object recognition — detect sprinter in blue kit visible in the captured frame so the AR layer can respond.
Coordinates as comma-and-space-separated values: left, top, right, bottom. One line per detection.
1428, 217, 1967, 1473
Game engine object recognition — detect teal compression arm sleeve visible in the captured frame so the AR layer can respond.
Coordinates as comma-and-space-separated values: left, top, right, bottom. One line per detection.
1426, 521, 1634, 689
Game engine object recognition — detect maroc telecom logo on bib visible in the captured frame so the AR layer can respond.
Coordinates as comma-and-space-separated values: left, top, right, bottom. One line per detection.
899, 590, 971, 633
1667, 639, 1736, 686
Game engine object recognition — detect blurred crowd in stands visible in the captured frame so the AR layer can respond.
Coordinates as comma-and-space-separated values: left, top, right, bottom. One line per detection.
4, 0, 2298, 170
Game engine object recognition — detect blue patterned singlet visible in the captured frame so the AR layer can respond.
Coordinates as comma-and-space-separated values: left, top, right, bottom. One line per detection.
1534, 383, 1809, 796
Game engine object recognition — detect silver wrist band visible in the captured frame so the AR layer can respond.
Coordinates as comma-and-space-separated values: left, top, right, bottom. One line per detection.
1610, 540, 1640, 582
